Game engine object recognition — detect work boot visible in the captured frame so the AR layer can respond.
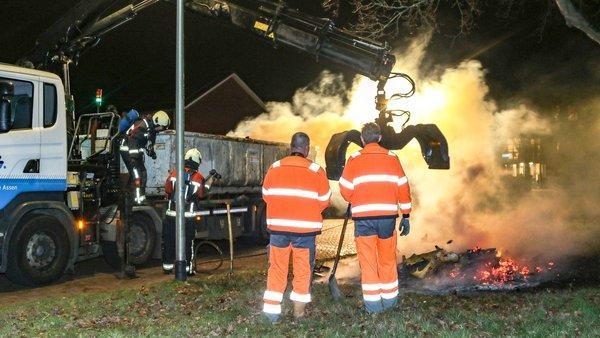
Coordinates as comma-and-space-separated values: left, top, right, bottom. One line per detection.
293, 301, 307, 320
162, 263, 173, 274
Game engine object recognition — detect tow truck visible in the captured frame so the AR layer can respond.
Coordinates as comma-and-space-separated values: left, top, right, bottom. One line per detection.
0, 0, 449, 285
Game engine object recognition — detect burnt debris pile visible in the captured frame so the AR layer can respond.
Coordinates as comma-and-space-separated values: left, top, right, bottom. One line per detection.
398, 245, 560, 294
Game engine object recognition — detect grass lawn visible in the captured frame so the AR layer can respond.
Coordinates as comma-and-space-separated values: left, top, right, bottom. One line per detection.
0, 269, 598, 337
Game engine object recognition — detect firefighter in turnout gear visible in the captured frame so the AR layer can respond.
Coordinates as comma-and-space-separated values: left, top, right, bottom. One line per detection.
339, 123, 412, 313
162, 148, 216, 275
119, 110, 170, 204
261, 132, 331, 323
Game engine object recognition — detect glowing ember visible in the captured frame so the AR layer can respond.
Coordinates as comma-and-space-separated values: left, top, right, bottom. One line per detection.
473, 257, 548, 285
400, 246, 556, 293
449, 268, 460, 279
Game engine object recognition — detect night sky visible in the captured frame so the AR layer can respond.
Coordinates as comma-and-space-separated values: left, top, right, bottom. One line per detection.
1, 0, 598, 133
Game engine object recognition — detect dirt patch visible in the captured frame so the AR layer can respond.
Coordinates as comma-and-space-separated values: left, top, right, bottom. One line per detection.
0, 247, 267, 306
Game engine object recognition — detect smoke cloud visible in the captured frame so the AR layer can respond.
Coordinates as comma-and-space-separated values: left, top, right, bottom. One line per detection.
229, 35, 600, 262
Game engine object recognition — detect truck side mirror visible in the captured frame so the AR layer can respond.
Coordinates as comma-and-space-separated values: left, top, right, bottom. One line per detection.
0, 80, 15, 133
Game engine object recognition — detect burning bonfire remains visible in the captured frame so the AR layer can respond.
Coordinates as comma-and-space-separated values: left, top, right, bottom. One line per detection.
398, 244, 556, 294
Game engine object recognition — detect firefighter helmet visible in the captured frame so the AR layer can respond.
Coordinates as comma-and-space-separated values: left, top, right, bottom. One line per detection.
185, 148, 202, 165
152, 110, 170, 128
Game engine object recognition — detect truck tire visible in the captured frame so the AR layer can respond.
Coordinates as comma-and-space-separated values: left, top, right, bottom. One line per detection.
128, 212, 156, 266
100, 212, 157, 269
6, 215, 70, 286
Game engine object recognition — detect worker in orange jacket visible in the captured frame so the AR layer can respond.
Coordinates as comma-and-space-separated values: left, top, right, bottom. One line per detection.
261, 132, 331, 323
339, 122, 412, 313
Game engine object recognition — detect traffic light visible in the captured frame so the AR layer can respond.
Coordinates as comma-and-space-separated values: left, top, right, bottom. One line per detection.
95, 88, 103, 105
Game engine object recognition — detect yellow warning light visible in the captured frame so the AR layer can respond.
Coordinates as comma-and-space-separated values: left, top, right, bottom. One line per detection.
253, 21, 275, 39
77, 220, 85, 230
254, 21, 268, 31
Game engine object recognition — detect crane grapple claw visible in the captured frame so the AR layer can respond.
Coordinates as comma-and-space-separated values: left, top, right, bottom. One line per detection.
325, 124, 449, 181
325, 129, 361, 180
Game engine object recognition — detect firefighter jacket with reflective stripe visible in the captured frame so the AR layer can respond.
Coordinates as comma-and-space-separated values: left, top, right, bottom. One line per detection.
120, 118, 156, 155
339, 143, 412, 219
164, 167, 205, 217
262, 155, 331, 235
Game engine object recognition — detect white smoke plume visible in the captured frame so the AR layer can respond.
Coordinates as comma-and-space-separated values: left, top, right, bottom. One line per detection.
230, 35, 600, 262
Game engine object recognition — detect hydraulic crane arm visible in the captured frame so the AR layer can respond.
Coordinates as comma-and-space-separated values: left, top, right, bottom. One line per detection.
23, 0, 160, 68
188, 1, 448, 174
22, 0, 449, 175
185, 0, 395, 83
23, 0, 395, 84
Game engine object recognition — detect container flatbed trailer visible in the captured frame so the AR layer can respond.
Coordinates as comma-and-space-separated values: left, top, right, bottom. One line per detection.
80, 121, 292, 267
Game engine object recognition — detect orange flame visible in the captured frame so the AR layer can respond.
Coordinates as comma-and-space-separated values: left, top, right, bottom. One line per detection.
474, 257, 547, 285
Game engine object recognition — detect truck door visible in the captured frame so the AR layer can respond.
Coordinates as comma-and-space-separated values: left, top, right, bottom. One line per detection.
38, 80, 67, 186
0, 74, 41, 210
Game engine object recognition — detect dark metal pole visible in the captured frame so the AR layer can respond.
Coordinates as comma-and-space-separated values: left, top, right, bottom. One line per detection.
174, 0, 186, 281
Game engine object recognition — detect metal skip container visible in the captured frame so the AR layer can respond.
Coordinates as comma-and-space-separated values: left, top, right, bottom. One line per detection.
142, 130, 289, 197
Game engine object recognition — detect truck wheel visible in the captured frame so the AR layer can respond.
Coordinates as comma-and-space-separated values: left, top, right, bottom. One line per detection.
6, 215, 70, 286
128, 212, 156, 266
100, 212, 157, 269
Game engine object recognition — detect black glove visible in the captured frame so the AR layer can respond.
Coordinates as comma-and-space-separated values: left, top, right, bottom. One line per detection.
399, 216, 410, 236
147, 148, 157, 160
209, 169, 222, 180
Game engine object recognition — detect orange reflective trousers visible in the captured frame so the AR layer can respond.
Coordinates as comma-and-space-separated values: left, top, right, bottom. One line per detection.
354, 218, 399, 313
262, 234, 316, 320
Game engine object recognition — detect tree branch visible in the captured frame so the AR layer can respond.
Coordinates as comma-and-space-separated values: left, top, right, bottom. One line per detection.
326, 0, 600, 45
555, 0, 600, 45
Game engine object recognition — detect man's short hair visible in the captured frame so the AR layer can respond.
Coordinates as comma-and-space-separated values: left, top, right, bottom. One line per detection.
291, 132, 310, 151
361, 123, 381, 144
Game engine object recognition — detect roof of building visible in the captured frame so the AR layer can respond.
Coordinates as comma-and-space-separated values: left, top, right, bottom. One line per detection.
182, 73, 266, 134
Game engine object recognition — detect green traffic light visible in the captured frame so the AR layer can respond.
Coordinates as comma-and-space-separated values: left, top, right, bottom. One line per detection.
95, 97, 102, 104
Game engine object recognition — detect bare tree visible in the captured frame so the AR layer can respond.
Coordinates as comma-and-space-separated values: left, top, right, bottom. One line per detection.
323, 0, 480, 37
323, 0, 600, 44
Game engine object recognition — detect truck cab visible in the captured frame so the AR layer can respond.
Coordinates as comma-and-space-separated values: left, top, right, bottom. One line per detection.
0, 63, 165, 285
0, 63, 77, 285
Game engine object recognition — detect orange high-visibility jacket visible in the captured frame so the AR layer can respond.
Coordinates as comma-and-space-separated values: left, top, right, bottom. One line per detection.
339, 143, 412, 219
262, 155, 331, 235
164, 167, 205, 217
